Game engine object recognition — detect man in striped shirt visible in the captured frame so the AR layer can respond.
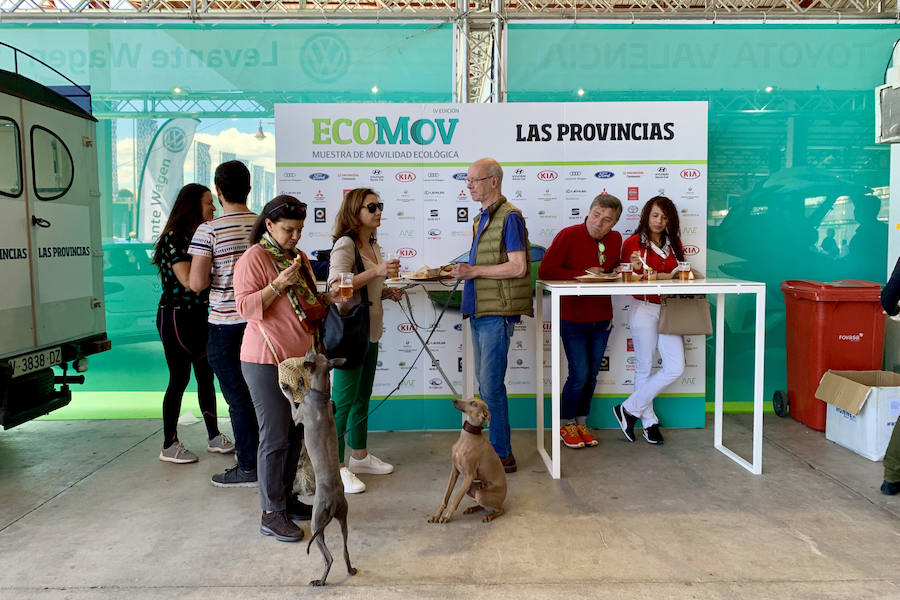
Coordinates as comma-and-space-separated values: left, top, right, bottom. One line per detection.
190, 161, 259, 488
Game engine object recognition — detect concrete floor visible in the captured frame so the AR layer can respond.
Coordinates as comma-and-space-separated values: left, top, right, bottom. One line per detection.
1, 414, 898, 599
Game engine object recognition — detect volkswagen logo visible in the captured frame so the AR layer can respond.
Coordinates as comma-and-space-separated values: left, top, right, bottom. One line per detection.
300, 34, 350, 83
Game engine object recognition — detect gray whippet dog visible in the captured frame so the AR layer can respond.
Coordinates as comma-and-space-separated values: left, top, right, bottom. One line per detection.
278, 349, 356, 587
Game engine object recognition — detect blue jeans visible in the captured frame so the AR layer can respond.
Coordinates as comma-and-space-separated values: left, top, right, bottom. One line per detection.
560, 320, 612, 421
470, 315, 516, 458
207, 323, 259, 472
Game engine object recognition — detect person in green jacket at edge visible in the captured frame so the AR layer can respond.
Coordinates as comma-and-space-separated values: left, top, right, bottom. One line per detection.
880, 256, 900, 495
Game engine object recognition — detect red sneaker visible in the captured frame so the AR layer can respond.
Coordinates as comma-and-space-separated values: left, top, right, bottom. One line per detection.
576, 424, 599, 447
560, 424, 585, 448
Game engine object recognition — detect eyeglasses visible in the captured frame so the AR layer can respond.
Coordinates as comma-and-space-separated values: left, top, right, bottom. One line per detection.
267, 200, 307, 215
465, 176, 492, 184
364, 202, 384, 213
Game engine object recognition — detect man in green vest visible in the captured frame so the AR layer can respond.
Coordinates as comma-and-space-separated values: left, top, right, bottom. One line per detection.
450, 158, 533, 474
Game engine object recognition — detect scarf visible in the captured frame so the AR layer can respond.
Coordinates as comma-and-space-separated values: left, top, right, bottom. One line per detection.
639, 231, 672, 261
259, 233, 327, 338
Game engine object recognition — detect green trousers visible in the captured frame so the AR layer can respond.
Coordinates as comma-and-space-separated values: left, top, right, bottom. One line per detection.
884, 420, 900, 483
332, 342, 379, 464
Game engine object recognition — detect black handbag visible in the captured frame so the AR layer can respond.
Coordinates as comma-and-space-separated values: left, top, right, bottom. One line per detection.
323, 239, 372, 370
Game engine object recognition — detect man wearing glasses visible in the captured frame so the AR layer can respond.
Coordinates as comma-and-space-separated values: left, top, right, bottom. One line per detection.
189, 160, 260, 488
450, 157, 532, 473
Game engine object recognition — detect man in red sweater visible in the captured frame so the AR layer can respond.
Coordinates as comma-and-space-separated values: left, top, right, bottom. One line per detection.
538, 193, 622, 448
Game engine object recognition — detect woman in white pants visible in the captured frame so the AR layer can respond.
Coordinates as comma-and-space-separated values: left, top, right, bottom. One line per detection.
613, 196, 688, 445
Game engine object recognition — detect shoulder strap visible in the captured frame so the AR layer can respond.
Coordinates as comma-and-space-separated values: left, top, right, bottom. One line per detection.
255, 322, 281, 364
347, 236, 369, 305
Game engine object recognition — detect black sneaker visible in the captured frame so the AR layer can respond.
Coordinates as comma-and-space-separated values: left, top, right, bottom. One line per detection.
260, 510, 304, 543
881, 480, 900, 496
643, 424, 664, 445
499, 454, 517, 473
211, 465, 258, 488
613, 404, 637, 443
286, 493, 313, 521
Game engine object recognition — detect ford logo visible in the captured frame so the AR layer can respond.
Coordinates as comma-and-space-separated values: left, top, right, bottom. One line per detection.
537, 170, 558, 181
396, 171, 416, 182
397, 247, 417, 258
452, 172, 468, 180
595, 171, 615, 179
309, 172, 329, 181
680, 169, 701, 179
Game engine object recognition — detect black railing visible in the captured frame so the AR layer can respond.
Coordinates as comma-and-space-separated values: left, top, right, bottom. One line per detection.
1, 41, 92, 112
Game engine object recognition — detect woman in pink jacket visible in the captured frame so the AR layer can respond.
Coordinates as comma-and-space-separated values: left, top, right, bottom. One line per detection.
234, 195, 345, 543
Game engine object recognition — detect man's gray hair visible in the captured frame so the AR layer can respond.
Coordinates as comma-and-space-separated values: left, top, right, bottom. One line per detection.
590, 192, 622, 218
485, 160, 503, 185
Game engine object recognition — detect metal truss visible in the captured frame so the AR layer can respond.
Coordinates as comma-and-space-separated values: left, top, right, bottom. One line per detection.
0, 0, 895, 19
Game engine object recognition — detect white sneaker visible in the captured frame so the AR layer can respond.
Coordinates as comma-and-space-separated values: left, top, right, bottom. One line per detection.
340, 467, 366, 494
348, 453, 394, 475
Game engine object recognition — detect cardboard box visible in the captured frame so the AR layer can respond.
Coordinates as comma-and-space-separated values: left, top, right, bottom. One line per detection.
814, 370, 900, 461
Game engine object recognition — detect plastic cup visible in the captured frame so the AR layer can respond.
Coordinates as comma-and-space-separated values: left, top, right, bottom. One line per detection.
619, 263, 633, 282
339, 273, 353, 299
678, 261, 691, 281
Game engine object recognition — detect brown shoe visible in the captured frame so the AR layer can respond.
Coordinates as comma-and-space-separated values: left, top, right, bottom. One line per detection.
260, 510, 303, 543
499, 454, 517, 473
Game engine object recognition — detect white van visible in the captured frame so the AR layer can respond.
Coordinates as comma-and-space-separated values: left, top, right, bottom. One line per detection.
0, 48, 110, 428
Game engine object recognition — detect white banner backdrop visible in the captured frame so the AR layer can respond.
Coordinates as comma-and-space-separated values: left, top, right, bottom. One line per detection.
137, 118, 199, 243
275, 102, 707, 405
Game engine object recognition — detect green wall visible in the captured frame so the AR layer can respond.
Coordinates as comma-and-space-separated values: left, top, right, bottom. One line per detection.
1, 22, 895, 426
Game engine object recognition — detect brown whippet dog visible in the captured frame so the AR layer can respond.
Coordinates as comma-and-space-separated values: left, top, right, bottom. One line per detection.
428, 397, 507, 523
279, 350, 355, 587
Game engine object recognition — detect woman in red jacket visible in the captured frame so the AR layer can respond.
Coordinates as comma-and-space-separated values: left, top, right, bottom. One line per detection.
612, 195, 686, 446
538, 193, 622, 449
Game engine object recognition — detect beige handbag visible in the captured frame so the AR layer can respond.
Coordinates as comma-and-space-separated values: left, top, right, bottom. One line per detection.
657, 295, 713, 335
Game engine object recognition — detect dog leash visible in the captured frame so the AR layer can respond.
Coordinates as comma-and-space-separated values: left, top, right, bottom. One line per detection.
335, 277, 462, 441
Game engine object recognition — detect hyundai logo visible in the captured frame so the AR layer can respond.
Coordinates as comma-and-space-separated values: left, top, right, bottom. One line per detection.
595, 171, 614, 179
309, 172, 329, 181
453, 323, 463, 331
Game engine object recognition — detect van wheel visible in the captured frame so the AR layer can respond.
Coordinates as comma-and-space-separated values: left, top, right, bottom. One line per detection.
772, 390, 789, 418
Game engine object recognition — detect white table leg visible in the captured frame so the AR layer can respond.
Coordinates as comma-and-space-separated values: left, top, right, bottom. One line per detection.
535, 283, 546, 471
714, 293, 725, 446
550, 291, 561, 479
752, 288, 766, 474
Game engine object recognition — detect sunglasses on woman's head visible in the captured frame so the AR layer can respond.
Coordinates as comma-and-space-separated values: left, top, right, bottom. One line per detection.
364, 202, 384, 213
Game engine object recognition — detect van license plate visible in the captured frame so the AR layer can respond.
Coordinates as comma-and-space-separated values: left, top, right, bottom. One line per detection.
10, 347, 63, 378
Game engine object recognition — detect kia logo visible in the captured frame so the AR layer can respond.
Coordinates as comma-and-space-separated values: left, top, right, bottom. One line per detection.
397, 247, 417, 258
309, 172, 329, 181
595, 171, 614, 179
680, 169, 701, 179
428, 228, 441, 236
542, 321, 552, 331
683, 245, 700, 256
397, 323, 416, 333
396, 171, 416, 182
453, 172, 468, 180
537, 170, 558, 181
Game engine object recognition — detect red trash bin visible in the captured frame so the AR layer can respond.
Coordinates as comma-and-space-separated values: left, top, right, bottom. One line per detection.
779, 280, 886, 431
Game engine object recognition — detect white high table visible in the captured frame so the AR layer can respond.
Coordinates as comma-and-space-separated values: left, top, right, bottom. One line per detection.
535, 278, 766, 479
